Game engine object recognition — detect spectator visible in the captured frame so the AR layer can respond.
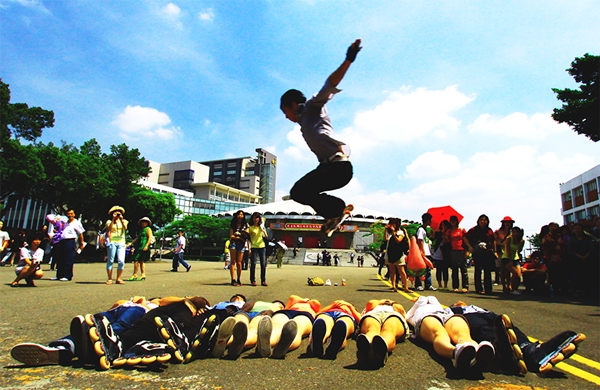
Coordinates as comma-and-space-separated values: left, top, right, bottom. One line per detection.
248, 212, 268, 286
542, 222, 567, 294
0, 221, 11, 266
467, 214, 496, 295
104, 206, 128, 285
567, 223, 594, 297
11, 236, 44, 287
171, 230, 191, 273
127, 217, 153, 281
494, 216, 515, 289
229, 210, 249, 286
446, 215, 471, 293
431, 220, 451, 290
53, 210, 85, 282
504, 226, 524, 295
522, 251, 548, 294
384, 218, 411, 293
415, 213, 436, 291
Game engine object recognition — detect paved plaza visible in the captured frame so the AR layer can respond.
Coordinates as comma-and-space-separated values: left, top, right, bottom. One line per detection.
2, 260, 599, 389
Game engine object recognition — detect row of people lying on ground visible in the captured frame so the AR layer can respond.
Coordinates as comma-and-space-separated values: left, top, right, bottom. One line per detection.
11, 293, 585, 377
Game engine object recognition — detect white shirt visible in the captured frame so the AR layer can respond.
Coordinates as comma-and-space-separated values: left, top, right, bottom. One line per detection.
62, 219, 85, 240
0, 230, 10, 250
18, 247, 44, 267
416, 226, 431, 256
175, 236, 186, 254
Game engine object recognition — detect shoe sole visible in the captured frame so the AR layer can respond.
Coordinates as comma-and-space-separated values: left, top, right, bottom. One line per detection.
271, 321, 298, 359
473, 342, 495, 371
454, 344, 476, 372
227, 321, 248, 359
212, 317, 236, 358
70, 315, 92, 364
310, 319, 326, 357
11, 343, 60, 366
371, 335, 388, 367
256, 316, 273, 357
356, 333, 371, 363
324, 321, 347, 360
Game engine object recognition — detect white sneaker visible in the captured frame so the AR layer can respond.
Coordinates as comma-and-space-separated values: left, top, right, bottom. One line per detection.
510, 290, 522, 296
453, 342, 477, 372
325, 279, 332, 286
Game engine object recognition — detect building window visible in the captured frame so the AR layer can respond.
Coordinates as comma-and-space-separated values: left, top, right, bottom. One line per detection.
227, 170, 236, 175
562, 191, 573, 211
576, 209, 587, 221
585, 180, 598, 202
588, 205, 600, 218
573, 186, 585, 207
214, 171, 222, 176
227, 162, 237, 168
565, 213, 575, 223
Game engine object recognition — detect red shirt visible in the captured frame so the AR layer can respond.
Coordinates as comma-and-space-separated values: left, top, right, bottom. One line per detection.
446, 228, 466, 251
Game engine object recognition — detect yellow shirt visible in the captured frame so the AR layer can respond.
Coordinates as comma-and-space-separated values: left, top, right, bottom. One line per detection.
248, 225, 266, 249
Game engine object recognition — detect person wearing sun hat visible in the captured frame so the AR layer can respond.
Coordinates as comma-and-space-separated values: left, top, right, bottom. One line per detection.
494, 216, 515, 293
104, 206, 128, 285
127, 217, 153, 281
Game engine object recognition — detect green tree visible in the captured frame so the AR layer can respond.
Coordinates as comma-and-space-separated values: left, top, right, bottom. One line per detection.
164, 215, 229, 248
552, 54, 599, 142
127, 187, 181, 229
0, 79, 54, 142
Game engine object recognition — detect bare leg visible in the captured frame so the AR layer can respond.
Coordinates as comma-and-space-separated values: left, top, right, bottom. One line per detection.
289, 316, 312, 351
380, 316, 406, 351
140, 262, 146, 278
360, 317, 382, 343
419, 317, 456, 359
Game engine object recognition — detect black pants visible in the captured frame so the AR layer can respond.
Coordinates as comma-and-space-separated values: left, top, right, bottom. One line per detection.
450, 250, 469, 290
290, 161, 352, 219
473, 249, 495, 293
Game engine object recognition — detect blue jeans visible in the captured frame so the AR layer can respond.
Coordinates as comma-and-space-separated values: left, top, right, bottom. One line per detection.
250, 247, 266, 283
107, 242, 126, 271
173, 252, 189, 270
415, 267, 433, 289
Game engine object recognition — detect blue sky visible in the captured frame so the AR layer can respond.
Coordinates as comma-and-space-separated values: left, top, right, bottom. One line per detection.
2, 0, 599, 236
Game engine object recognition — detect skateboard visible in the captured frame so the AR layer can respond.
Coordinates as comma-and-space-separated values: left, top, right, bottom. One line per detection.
322, 204, 354, 237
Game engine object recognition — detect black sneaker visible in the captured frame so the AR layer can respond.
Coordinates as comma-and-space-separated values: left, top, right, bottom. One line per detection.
186, 314, 218, 362
309, 318, 326, 357
227, 321, 248, 359
70, 314, 94, 364
324, 320, 347, 360
11, 343, 60, 366
154, 316, 190, 363
90, 314, 122, 370
271, 320, 297, 359
493, 314, 527, 374
472, 341, 495, 372
113, 341, 173, 367
522, 330, 582, 373
453, 342, 477, 373
371, 334, 388, 368
355, 333, 371, 365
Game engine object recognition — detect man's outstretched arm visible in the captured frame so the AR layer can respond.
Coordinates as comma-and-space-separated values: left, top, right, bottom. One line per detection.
328, 39, 362, 87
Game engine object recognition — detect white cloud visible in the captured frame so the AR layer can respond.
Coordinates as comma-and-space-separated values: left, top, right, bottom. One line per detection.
113, 105, 181, 141
8, 0, 50, 13
339, 85, 474, 158
468, 112, 568, 139
198, 8, 215, 21
283, 126, 312, 162
404, 150, 461, 179
161, 3, 181, 18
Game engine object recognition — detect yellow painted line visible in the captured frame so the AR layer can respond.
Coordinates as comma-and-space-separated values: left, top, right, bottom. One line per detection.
375, 273, 600, 384
555, 361, 600, 385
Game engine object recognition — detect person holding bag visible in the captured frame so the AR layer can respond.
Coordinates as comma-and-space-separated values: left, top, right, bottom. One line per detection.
384, 218, 412, 293
248, 212, 268, 286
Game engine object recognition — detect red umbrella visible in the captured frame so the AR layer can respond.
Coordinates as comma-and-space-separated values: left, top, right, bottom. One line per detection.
427, 206, 463, 230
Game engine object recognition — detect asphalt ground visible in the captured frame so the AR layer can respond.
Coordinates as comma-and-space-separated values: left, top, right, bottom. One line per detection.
1, 260, 599, 390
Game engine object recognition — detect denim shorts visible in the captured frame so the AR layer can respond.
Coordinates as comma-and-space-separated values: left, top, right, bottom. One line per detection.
229, 240, 247, 252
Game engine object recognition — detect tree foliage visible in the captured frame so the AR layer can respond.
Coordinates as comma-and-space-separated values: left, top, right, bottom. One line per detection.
163, 215, 230, 248
552, 54, 599, 142
0, 80, 179, 228
1, 79, 54, 142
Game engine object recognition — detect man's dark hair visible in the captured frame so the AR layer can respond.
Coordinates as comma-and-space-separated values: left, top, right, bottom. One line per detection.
422, 213, 432, 222
280, 89, 306, 109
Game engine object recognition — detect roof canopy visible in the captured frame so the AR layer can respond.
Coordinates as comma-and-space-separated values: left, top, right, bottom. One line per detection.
215, 200, 396, 221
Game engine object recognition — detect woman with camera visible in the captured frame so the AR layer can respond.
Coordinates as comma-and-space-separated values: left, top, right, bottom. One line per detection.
105, 206, 129, 285
11, 236, 44, 287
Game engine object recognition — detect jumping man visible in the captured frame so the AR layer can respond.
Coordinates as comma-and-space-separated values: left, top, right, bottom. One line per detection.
280, 39, 362, 236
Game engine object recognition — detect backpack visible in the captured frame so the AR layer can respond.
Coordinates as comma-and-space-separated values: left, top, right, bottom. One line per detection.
307, 277, 325, 286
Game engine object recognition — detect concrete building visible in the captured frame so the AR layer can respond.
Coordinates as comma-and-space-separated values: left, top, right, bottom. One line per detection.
560, 164, 600, 224
200, 148, 277, 204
